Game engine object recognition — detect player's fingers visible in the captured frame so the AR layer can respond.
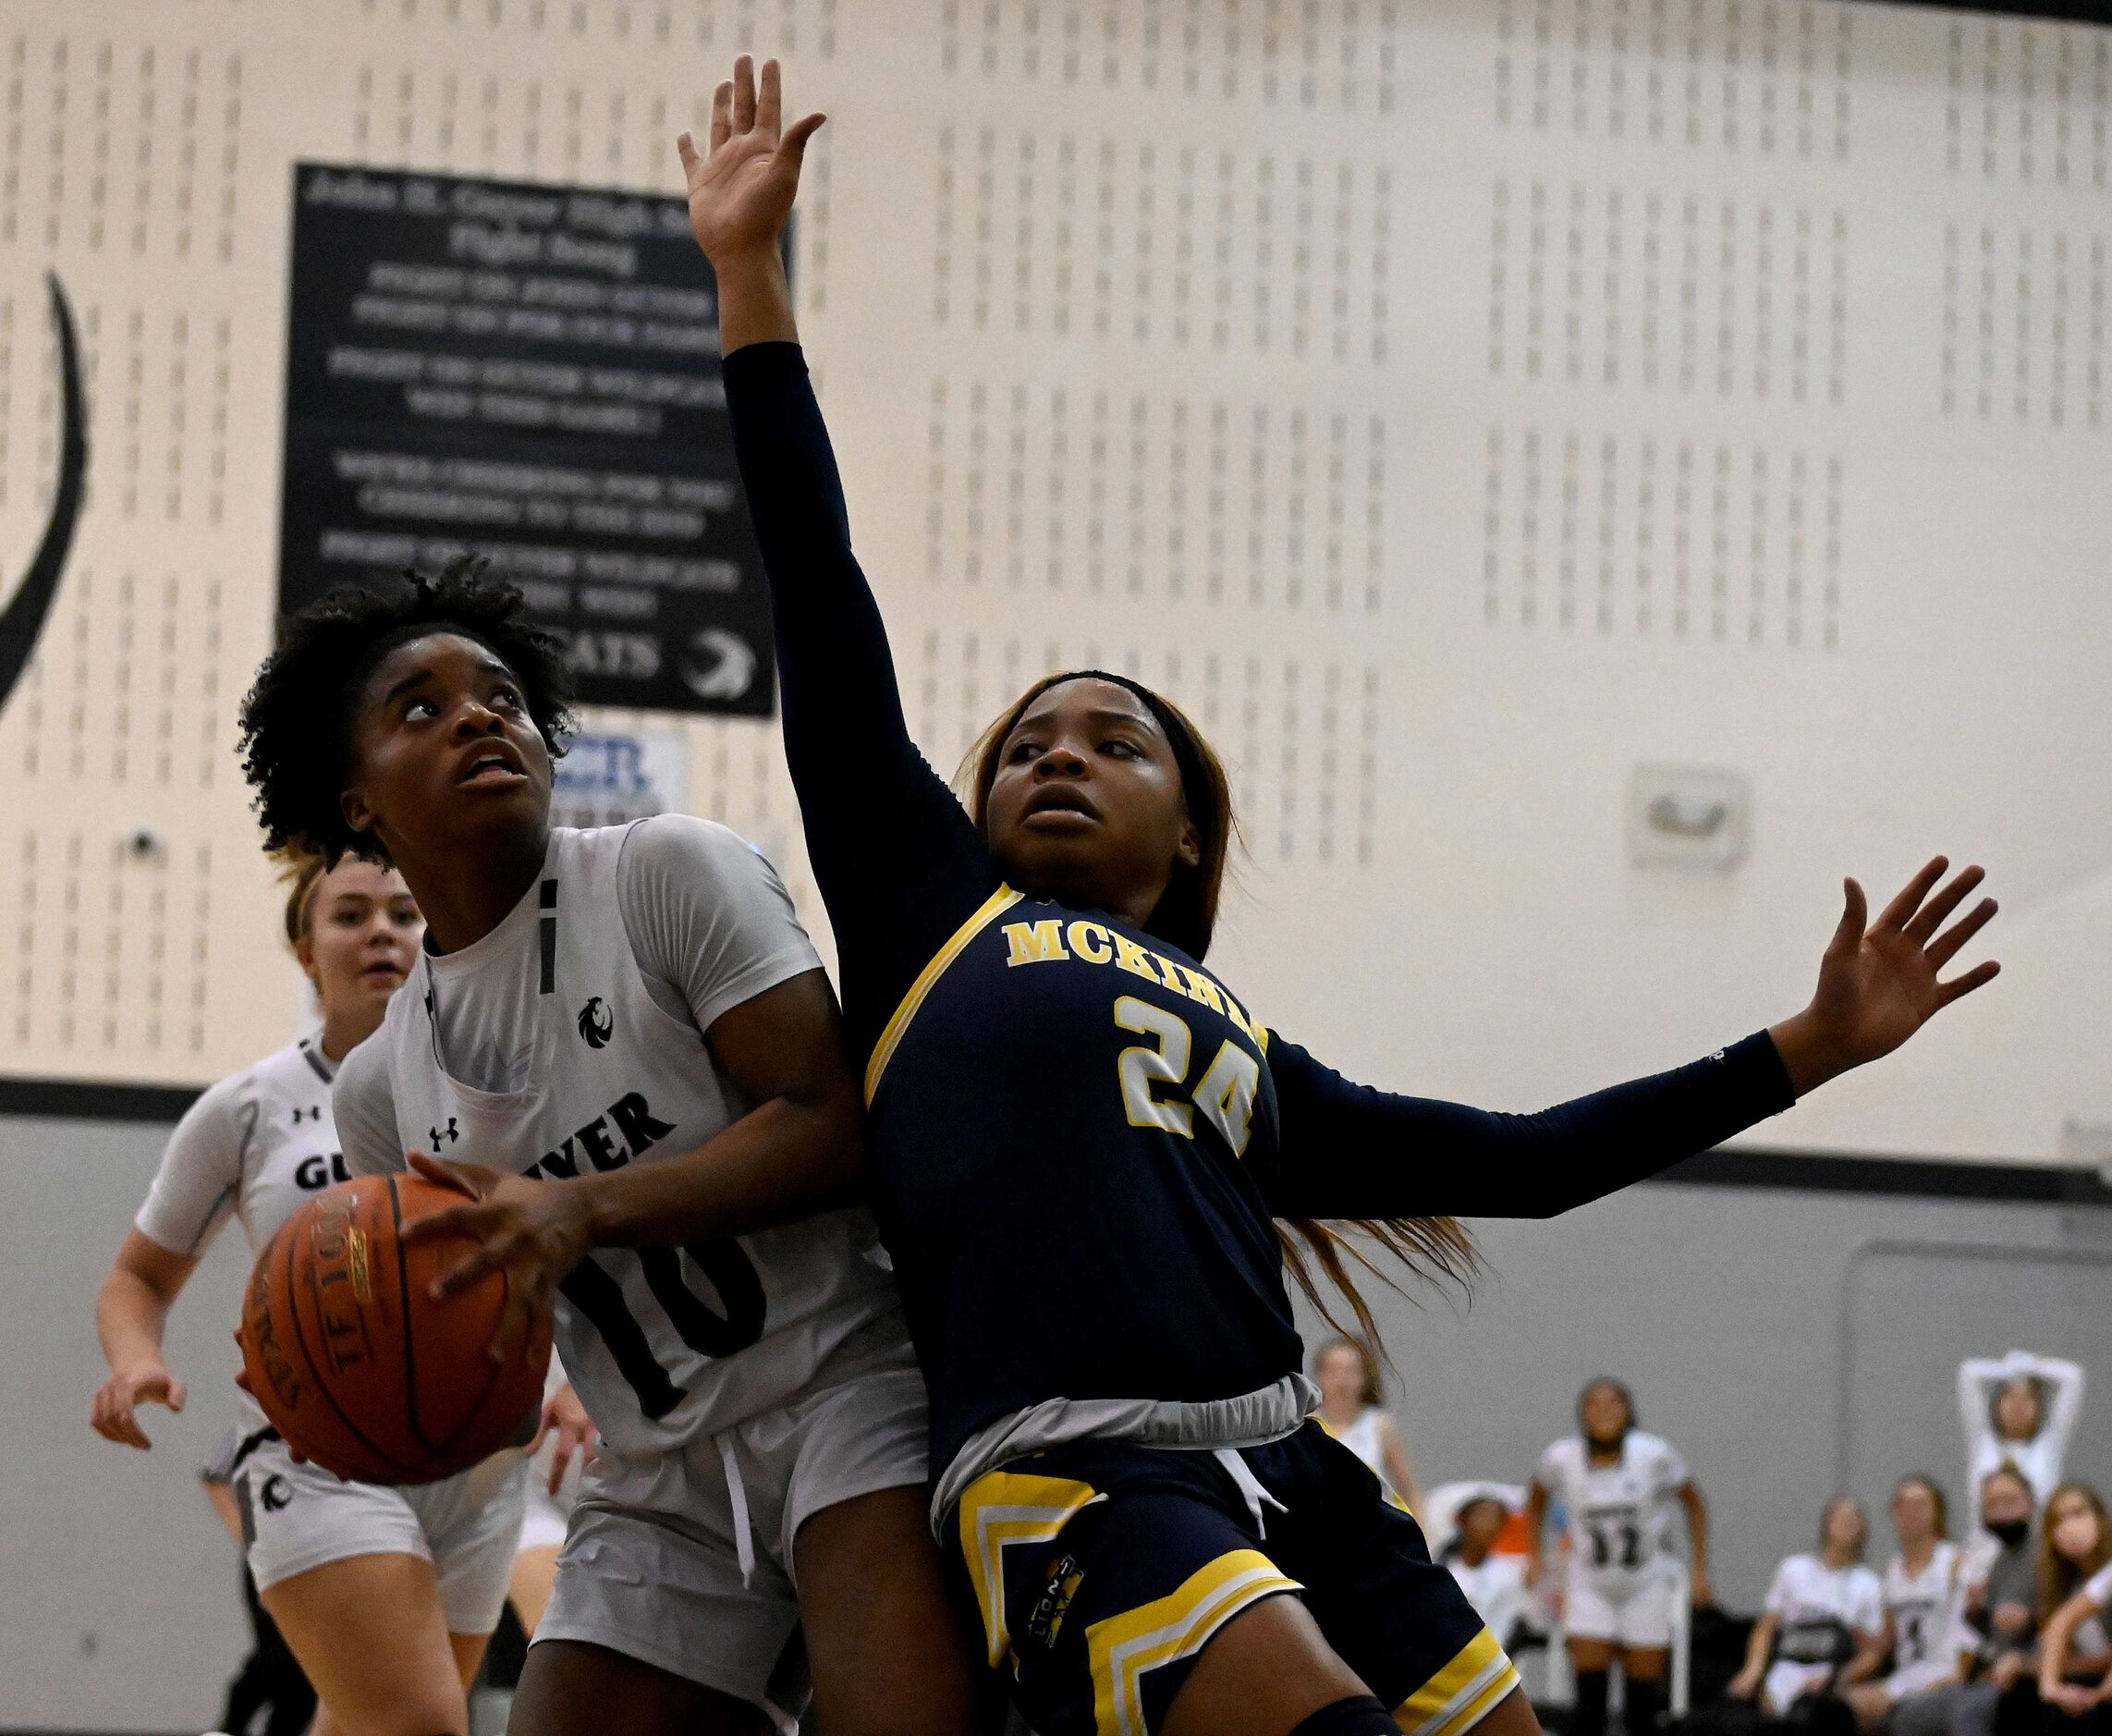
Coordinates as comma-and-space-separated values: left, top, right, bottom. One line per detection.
1874, 855, 1948, 934
401, 1200, 484, 1245
166, 1377, 188, 1413
757, 56, 782, 138
488, 1282, 529, 1363
1925, 896, 1997, 968
732, 54, 756, 133
676, 128, 702, 184
1935, 958, 2001, 1008
431, 1239, 501, 1301
548, 1430, 575, 1490
710, 80, 734, 153
1903, 862, 1984, 944
1827, 877, 1866, 956
780, 111, 826, 168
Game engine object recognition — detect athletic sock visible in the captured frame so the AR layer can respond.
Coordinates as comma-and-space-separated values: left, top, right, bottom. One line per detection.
1626, 1676, 1667, 1736
1573, 1669, 1612, 1736
1289, 1695, 1404, 1735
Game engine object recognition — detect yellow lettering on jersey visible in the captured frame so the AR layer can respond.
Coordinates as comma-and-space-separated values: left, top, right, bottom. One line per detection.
1001, 920, 1071, 968
1111, 933, 1166, 983
1219, 991, 1259, 1044
1161, 956, 1225, 1013
1067, 920, 1113, 965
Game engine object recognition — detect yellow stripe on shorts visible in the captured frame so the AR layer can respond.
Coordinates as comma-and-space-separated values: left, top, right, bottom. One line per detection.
957, 1469, 1105, 1668
1395, 1626, 1522, 1736
1086, 1547, 1300, 1736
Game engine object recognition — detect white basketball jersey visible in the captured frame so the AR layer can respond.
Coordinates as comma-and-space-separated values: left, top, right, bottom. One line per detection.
1765, 1553, 1885, 1664
1883, 1542, 1960, 1669
1538, 1431, 1689, 1583
372, 825, 899, 1457
137, 1034, 353, 1436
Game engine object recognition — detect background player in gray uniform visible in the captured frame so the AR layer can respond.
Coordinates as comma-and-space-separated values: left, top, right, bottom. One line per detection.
90, 854, 533, 1736
236, 569, 976, 1735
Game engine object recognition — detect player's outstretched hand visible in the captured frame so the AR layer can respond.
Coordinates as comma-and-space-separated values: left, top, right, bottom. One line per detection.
92, 1360, 186, 1450
403, 1152, 589, 1364
677, 55, 824, 268
1770, 857, 1999, 1095
531, 1381, 598, 1494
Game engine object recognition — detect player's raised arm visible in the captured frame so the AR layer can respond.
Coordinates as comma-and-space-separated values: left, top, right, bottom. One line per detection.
680, 56, 993, 976
1263, 858, 1999, 1220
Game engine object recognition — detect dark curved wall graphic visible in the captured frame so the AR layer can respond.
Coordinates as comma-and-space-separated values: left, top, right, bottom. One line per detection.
0, 273, 88, 713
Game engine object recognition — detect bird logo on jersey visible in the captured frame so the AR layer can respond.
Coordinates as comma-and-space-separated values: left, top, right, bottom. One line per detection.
577, 996, 614, 1048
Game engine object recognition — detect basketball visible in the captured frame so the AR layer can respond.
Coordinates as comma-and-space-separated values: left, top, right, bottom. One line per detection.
236, 1172, 551, 1485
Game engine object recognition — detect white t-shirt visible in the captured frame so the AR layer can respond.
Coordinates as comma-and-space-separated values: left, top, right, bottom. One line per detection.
1765, 1552, 1885, 1666
2074, 1562, 2112, 1656
1959, 1351, 2085, 1527
1450, 1552, 1533, 1647
138, 1033, 346, 1262
1883, 1541, 1963, 1672
336, 817, 903, 1458
1536, 1430, 1690, 1584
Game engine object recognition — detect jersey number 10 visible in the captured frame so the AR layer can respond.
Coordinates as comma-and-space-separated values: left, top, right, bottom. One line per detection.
558, 1241, 767, 1420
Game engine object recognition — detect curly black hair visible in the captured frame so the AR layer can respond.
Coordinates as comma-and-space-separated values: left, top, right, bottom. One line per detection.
238, 556, 576, 862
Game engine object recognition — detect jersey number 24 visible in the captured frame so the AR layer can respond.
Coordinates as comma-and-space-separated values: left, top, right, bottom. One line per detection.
1114, 996, 1262, 1155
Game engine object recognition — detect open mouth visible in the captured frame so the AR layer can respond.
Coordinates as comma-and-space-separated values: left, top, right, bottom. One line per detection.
361, 961, 406, 985
457, 745, 528, 789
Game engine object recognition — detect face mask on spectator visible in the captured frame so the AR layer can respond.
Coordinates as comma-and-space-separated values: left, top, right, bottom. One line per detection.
1987, 1517, 2029, 1548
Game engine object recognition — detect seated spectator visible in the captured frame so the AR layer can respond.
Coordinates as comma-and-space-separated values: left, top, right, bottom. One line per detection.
1311, 1335, 1422, 1511
1444, 1487, 1538, 1652
1893, 1465, 2038, 1736
1727, 1496, 1887, 1718
1846, 1476, 1966, 1732
1960, 1352, 2084, 1525
2032, 1485, 2112, 1736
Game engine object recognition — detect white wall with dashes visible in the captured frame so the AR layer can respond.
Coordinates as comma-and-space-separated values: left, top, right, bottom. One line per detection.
0, 0, 2106, 1164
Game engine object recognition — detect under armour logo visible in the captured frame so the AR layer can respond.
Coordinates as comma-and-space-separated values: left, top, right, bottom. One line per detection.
259, 1473, 292, 1512
291, 1105, 323, 1124
577, 996, 614, 1049
429, 1117, 459, 1148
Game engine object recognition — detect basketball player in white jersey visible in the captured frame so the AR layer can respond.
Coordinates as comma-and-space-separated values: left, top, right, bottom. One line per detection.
90, 854, 534, 1736
235, 564, 974, 1735
1527, 1379, 1711, 1736
1845, 1475, 1964, 1731
1727, 1497, 1887, 1716
1312, 1336, 1423, 1511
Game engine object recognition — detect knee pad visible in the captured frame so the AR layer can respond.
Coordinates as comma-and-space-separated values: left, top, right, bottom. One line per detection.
1574, 1669, 1612, 1736
1290, 1695, 1405, 1736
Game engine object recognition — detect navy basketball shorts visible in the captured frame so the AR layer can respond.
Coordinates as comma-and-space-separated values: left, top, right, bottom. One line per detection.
945, 1420, 1520, 1736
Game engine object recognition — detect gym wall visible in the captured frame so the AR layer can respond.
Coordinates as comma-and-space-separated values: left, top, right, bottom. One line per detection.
0, 0, 2106, 1158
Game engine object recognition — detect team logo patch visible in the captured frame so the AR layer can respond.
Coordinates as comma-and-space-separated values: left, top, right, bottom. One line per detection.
577, 996, 614, 1048
1025, 1553, 1083, 1650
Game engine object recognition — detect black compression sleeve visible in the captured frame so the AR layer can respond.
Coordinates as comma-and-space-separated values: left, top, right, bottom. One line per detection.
722, 341, 997, 1054
1262, 1029, 1796, 1218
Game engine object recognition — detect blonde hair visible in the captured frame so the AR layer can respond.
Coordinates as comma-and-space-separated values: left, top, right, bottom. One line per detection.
279, 851, 330, 948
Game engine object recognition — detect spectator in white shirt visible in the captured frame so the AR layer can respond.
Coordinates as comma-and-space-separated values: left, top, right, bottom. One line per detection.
1960, 1353, 2084, 1528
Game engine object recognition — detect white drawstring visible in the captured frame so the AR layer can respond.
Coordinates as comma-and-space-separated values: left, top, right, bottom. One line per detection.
717, 1435, 756, 1588
1214, 1448, 1287, 1538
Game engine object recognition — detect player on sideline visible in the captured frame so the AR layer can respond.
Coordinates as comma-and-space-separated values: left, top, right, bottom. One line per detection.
684, 55, 2004, 1736
1845, 1476, 1965, 1732
91, 854, 534, 1736
233, 567, 975, 1736
1526, 1379, 1712, 1736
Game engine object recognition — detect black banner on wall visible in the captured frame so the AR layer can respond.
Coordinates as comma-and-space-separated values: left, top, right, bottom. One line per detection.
277, 163, 773, 715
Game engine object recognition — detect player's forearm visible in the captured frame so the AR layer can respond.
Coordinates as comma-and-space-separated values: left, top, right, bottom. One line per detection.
574, 1092, 861, 1249
714, 247, 800, 355
1741, 1614, 1776, 1677
96, 1269, 173, 1374
1682, 1485, 1711, 1575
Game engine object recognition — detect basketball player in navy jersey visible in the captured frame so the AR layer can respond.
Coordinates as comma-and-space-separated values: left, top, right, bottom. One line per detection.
678, 56, 2004, 1736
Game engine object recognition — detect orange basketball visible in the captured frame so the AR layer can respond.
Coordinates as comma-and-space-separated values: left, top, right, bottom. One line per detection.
237, 1172, 551, 1485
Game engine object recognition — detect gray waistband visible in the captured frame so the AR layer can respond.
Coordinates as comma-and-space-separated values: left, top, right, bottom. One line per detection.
932, 1372, 1321, 1531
